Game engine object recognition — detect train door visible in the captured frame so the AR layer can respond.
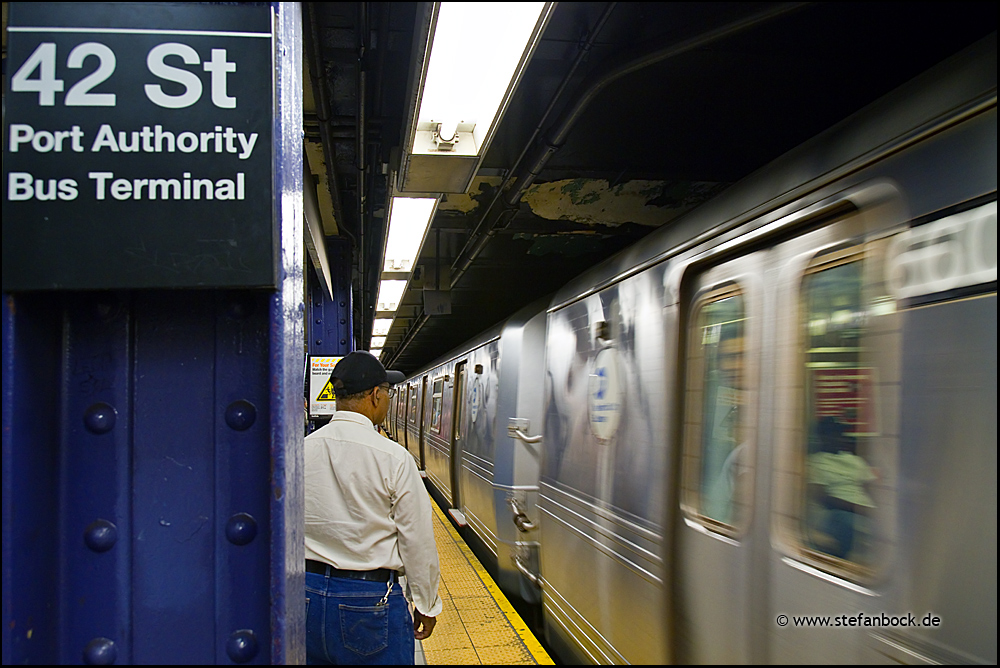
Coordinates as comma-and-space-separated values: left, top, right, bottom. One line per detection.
405, 382, 419, 460
393, 391, 401, 441
402, 384, 412, 451
764, 214, 903, 664
676, 250, 766, 663
387, 390, 396, 440
451, 361, 468, 511
395, 390, 403, 441
419, 375, 428, 470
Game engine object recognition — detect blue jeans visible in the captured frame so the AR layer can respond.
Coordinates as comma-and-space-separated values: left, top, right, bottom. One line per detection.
824, 508, 856, 559
305, 571, 414, 665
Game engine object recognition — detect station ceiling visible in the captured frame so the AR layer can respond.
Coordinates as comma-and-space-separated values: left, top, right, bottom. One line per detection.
307, 1, 996, 374
9, 3, 987, 374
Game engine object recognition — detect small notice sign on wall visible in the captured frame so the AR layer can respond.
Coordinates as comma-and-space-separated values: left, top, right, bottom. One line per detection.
309, 356, 343, 416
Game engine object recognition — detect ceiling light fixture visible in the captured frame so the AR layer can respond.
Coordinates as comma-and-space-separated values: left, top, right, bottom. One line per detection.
399, 1, 553, 193
372, 196, 438, 351
376, 279, 408, 313
383, 197, 438, 274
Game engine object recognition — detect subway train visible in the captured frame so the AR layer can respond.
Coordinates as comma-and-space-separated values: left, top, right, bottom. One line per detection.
385, 34, 996, 665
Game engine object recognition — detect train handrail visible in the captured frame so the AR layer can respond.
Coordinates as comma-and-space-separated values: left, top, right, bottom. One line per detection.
507, 418, 543, 443
507, 496, 538, 532
512, 552, 542, 589
511, 428, 543, 444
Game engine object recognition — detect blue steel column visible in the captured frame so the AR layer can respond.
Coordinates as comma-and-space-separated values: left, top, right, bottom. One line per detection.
308, 236, 353, 357
270, 2, 306, 664
2, 293, 64, 664
1, 4, 304, 664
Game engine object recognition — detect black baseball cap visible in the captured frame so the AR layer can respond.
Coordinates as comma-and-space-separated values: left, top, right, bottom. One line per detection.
332, 351, 406, 396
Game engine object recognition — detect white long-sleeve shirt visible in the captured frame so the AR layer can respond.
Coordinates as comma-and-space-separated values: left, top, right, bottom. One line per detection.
304, 410, 443, 617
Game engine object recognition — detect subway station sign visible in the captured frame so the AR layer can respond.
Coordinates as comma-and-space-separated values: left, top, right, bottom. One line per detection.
2, 2, 275, 290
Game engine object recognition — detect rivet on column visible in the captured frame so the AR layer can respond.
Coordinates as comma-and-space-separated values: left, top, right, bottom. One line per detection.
84, 520, 118, 553
225, 400, 257, 431
225, 513, 258, 546
83, 403, 117, 435
226, 629, 259, 663
82, 637, 118, 664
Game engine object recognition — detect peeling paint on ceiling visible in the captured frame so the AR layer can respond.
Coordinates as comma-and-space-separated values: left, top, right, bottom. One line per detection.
521, 178, 728, 227
436, 176, 504, 213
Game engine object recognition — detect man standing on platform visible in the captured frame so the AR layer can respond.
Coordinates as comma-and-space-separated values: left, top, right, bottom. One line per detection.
305, 351, 442, 664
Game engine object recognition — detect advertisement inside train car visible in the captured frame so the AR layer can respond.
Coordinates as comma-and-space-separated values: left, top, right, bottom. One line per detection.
811, 367, 878, 436
2, 2, 275, 291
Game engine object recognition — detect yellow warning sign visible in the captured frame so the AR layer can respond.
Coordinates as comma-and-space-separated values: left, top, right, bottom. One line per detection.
309, 355, 342, 416
316, 376, 336, 401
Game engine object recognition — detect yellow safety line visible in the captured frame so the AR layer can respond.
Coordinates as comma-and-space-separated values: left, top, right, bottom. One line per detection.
430, 497, 555, 665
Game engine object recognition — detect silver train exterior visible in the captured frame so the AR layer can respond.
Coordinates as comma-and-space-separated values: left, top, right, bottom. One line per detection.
388, 34, 997, 665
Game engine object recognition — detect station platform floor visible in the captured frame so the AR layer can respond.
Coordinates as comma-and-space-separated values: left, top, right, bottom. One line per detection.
414, 493, 553, 665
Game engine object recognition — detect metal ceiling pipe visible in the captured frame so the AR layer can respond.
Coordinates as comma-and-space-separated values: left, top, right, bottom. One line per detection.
305, 3, 348, 242
357, 3, 368, 190
449, 2, 807, 292
387, 309, 430, 368
374, 5, 392, 133
357, 2, 371, 350
366, 3, 394, 355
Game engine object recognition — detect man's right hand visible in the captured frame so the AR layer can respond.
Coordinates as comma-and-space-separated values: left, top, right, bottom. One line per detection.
413, 609, 437, 640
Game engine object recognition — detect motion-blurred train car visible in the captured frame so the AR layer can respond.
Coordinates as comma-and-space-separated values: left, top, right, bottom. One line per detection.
392, 34, 997, 664
392, 300, 549, 604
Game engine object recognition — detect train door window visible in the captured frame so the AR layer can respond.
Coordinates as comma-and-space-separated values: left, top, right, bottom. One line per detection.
430, 377, 444, 433
408, 384, 418, 425
390, 392, 399, 438
453, 363, 467, 444
682, 284, 751, 534
792, 241, 899, 577
801, 254, 873, 566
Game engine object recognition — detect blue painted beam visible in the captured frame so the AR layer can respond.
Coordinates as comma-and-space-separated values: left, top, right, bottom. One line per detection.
308, 236, 353, 358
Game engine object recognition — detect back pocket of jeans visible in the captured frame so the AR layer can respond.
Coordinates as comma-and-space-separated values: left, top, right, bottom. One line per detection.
339, 604, 389, 656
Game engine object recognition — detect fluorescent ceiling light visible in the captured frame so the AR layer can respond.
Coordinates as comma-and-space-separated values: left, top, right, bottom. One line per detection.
370, 348, 383, 359
376, 280, 408, 313
384, 197, 437, 273
399, 2, 551, 193
417, 2, 547, 155
371, 336, 387, 348
373, 318, 393, 336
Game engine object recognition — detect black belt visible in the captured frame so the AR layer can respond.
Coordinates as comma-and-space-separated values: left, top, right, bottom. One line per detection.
306, 559, 395, 583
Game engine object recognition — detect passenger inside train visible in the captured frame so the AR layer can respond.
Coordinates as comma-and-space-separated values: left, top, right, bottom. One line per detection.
803, 259, 880, 565
697, 295, 748, 526
808, 417, 879, 561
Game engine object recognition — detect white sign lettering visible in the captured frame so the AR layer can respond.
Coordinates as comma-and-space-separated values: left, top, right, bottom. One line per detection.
887, 201, 997, 300
11, 41, 238, 109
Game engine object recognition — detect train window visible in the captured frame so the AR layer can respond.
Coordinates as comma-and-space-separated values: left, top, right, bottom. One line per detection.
430, 377, 444, 433
682, 285, 751, 534
453, 363, 466, 443
408, 385, 418, 425
793, 241, 900, 576
800, 254, 877, 567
